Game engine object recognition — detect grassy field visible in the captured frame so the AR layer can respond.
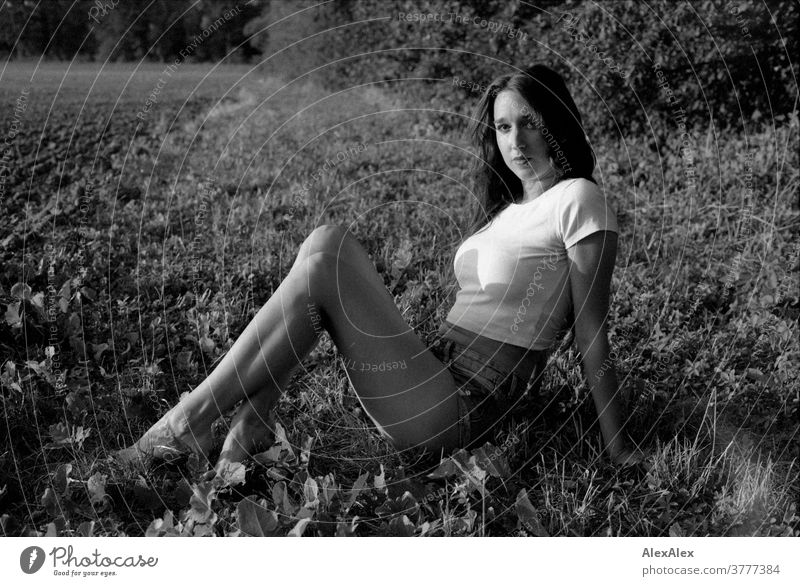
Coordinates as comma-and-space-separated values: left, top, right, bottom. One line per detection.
0, 61, 797, 537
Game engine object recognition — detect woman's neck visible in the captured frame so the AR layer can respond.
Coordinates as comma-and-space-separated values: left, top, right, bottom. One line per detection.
519, 167, 559, 203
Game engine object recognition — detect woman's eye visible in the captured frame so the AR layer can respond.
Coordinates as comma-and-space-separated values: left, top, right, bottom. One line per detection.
494, 120, 539, 132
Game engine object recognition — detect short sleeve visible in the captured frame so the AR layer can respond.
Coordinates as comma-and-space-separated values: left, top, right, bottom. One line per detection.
557, 179, 619, 248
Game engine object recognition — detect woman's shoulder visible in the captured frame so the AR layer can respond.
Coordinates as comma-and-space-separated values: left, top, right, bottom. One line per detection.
553, 176, 618, 244
552, 177, 610, 214
556, 177, 602, 200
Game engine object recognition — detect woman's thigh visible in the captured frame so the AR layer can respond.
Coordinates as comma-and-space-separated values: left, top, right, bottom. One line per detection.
296, 225, 461, 452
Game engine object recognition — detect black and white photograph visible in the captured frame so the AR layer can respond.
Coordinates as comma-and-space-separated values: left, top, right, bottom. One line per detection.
0, 0, 797, 581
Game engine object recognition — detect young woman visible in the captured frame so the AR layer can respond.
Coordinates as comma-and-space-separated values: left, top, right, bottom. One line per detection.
118, 64, 643, 473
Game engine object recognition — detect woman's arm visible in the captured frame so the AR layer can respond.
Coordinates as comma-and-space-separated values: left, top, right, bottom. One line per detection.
566, 230, 642, 466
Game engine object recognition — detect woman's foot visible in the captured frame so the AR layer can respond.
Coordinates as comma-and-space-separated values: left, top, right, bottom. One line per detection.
116, 408, 214, 467
214, 408, 276, 476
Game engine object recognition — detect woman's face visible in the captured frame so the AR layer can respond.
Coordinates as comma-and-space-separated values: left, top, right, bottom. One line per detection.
493, 89, 552, 181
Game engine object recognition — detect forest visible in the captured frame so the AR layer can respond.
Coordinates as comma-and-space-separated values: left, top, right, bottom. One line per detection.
0, 0, 797, 538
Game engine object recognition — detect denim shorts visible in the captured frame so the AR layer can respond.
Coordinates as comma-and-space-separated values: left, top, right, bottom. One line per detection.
430, 323, 548, 450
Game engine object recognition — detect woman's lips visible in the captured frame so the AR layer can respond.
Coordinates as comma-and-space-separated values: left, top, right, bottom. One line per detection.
512, 156, 529, 165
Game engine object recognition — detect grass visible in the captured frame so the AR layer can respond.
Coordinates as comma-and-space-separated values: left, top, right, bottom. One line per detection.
0, 61, 797, 537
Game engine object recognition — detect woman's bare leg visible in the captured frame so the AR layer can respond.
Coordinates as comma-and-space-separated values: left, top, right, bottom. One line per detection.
138, 224, 460, 466
214, 383, 279, 470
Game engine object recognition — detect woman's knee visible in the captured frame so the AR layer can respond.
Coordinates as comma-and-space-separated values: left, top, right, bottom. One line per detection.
298, 224, 351, 261
295, 224, 375, 285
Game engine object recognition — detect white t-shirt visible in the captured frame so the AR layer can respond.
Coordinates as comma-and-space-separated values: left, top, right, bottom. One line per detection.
444, 178, 618, 351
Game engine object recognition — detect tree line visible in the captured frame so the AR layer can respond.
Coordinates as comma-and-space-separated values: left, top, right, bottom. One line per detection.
0, 0, 263, 62
1, 0, 796, 133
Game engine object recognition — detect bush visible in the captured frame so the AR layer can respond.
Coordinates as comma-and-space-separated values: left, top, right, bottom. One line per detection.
309, 0, 798, 137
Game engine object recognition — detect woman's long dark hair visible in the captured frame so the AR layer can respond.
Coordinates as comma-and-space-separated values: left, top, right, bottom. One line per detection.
467, 64, 597, 235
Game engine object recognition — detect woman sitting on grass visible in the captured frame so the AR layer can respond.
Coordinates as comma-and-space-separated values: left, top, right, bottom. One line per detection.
119, 64, 644, 474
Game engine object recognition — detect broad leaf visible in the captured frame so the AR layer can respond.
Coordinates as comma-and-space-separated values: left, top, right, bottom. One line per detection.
53, 463, 72, 496
296, 506, 315, 520
343, 471, 369, 513
271, 481, 297, 518
30, 292, 45, 312
445, 452, 487, 497
300, 435, 314, 468
375, 491, 419, 518
288, 518, 311, 537
48, 423, 91, 449
335, 516, 359, 537
10, 282, 31, 300
319, 473, 338, 508
217, 462, 246, 487
87, 472, 107, 506
182, 481, 218, 529
41, 488, 59, 517
58, 281, 71, 313
253, 421, 296, 467
472, 443, 511, 478
199, 336, 216, 355
428, 449, 473, 479
669, 522, 685, 537
515, 489, 548, 537
388, 515, 415, 537
303, 476, 319, 508
373, 463, 387, 494
237, 496, 280, 537
146, 510, 183, 537
4, 302, 21, 327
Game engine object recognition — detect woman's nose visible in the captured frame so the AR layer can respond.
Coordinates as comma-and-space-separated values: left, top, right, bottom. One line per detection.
509, 127, 525, 150
511, 130, 526, 152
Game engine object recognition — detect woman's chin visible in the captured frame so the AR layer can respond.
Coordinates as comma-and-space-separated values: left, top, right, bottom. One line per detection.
512, 169, 541, 182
